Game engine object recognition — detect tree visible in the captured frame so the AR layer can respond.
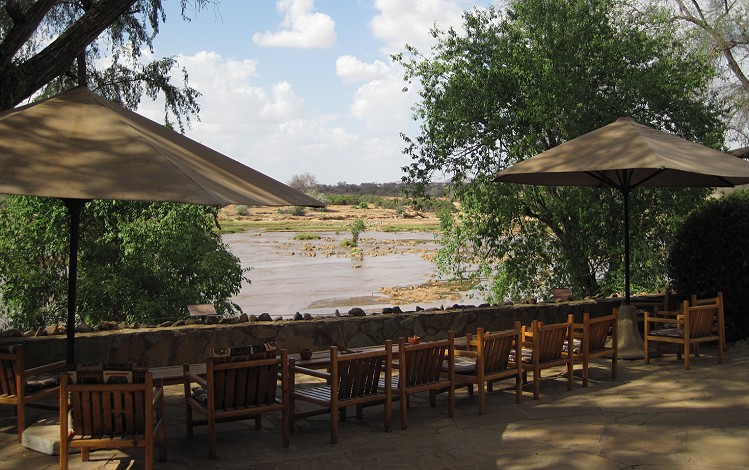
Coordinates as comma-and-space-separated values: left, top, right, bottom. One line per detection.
0, 197, 248, 329
0, 0, 206, 129
664, 0, 749, 145
288, 173, 319, 195
396, 0, 723, 302
0, 1, 251, 329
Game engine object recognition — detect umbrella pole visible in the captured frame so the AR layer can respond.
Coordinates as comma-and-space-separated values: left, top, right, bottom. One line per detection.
63, 199, 83, 366
617, 188, 643, 359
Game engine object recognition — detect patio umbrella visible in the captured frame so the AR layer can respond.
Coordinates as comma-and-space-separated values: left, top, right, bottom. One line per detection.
494, 117, 749, 357
0, 86, 323, 364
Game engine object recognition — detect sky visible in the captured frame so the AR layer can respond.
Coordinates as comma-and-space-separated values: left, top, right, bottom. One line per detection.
137, 0, 492, 185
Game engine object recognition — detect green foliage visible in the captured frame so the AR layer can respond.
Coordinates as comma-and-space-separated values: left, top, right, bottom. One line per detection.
350, 218, 366, 245
668, 190, 749, 341
293, 233, 321, 240
0, 197, 248, 330
340, 239, 356, 248
234, 205, 250, 216
277, 206, 307, 216
398, 0, 723, 301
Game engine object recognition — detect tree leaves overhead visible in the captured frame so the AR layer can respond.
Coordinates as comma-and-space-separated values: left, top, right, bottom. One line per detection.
0, 0, 207, 130
397, 0, 723, 300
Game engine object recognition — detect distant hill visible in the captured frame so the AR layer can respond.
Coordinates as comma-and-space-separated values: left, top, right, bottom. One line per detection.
315, 181, 449, 197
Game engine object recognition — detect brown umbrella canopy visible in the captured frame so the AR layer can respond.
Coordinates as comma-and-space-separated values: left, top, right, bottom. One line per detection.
0, 86, 322, 207
495, 117, 749, 189
0, 86, 322, 364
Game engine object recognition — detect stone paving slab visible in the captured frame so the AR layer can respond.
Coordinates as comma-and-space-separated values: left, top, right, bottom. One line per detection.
1, 342, 747, 469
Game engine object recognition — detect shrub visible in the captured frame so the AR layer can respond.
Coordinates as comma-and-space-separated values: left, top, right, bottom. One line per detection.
277, 206, 306, 216
293, 232, 321, 240
667, 190, 749, 341
234, 204, 250, 216
350, 218, 365, 245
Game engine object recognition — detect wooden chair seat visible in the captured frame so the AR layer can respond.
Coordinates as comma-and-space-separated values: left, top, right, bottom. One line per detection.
511, 317, 574, 400
0, 344, 65, 442
184, 350, 291, 458
448, 324, 522, 414
569, 311, 618, 386
384, 333, 454, 429
60, 369, 166, 470
292, 342, 393, 444
645, 295, 725, 369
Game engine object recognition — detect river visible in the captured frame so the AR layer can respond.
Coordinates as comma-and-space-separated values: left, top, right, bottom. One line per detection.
224, 230, 482, 318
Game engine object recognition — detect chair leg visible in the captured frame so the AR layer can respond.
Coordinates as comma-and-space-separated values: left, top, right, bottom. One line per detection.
208, 416, 217, 459
282, 403, 290, 448
684, 343, 690, 370
82, 448, 90, 462
478, 381, 486, 415
255, 414, 262, 430
611, 353, 618, 379
515, 374, 522, 404
582, 358, 589, 387
533, 369, 540, 400
448, 384, 455, 418
16, 402, 24, 442
400, 391, 408, 430
644, 336, 650, 364
331, 407, 339, 444
718, 340, 725, 365
146, 438, 154, 470
185, 405, 193, 439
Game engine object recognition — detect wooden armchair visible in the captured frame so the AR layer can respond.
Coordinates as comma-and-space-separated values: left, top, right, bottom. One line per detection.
691, 291, 727, 352
449, 324, 522, 414
184, 350, 291, 458
644, 299, 725, 369
512, 317, 574, 400
0, 344, 65, 441
569, 311, 618, 386
292, 341, 393, 444
389, 332, 454, 429
60, 369, 166, 470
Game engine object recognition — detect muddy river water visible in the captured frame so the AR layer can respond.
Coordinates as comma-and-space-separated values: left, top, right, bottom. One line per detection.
224, 230, 482, 318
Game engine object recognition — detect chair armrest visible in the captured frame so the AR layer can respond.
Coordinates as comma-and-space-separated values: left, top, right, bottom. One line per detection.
24, 359, 66, 378
184, 371, 207, 388
293, 365, 330, 380
645, 316, 681, 326
152, 384, 165, 408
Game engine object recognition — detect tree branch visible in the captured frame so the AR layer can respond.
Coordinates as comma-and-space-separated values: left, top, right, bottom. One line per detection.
2, 0, 138, 109
0, 0, 58, 71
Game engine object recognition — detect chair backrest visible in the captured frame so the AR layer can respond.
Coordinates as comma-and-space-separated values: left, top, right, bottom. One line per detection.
65, 371, 154, 437
684, 301, 720, 339
475, 325, 519, 374
690, 291, 723, 308
331, 341, 392, 400
0, 345, 20, 396
207, 351, 286, 410
526, 318, 572, 362
398, 332, 453, 387
582, 312, 618, 352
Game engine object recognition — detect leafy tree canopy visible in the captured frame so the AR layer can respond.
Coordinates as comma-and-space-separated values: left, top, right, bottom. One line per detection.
0, 1, 250, 329
396, 0, 724, 302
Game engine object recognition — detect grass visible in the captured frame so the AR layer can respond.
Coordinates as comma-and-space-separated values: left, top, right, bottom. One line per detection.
293, 232, 322, 240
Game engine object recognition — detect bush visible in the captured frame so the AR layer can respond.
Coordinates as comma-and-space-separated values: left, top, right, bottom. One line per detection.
234, 204, 250, 216
350, 218, 365, 245
277, 206, 306, 216
668, 190, 749, 341
293, 233, 321, 240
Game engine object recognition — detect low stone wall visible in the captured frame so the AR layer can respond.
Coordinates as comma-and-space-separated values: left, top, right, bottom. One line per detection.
6, 299, 619, 368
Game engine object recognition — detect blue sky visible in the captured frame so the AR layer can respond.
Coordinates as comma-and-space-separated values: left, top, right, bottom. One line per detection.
137, 0, 491, 185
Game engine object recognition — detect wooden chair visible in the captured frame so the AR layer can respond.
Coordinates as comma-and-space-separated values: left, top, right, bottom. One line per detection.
0, 344, 65, 441
184, 350, 291, 458
568, 311, 618, 386
59, 370, 166, 470
291, 341, 393, 444
512, 317, 574, 400
389, 332, 455, 429
449, 324, 522, 414
644, 299, 725, 369
691, 291, 727, 352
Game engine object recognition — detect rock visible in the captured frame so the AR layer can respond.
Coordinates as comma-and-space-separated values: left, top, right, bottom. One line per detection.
479, 303, 490, 308
127, 323, 139, 329
415, 306, 424, 312
293, 312, 304, 321
218, 316, 240, 324
117, 322, 127, 330
100, 321, 119, 331
23, 330, 35, 337
205, 316, 219, 324
274, 316, 283, 321
185, 319, 202, 325
382, 307, 393, 314
44, 325, 59, 336
334, 309, 341, 316
303, 313, 313, 320
34, 326, 47, 337
257, 313, 273, 322
249, 314, 258, 322
238, 313, 249, 323
348, 307, 366, 317
173, 319, 186, 326
3, 328, 22, 338
391, 306, 403, 314
157, 321, 172, 328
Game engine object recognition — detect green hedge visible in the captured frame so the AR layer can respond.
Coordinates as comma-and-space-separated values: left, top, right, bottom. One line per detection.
668, 189, 749, 341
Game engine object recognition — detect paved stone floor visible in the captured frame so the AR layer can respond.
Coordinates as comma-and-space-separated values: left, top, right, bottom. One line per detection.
2, 342, 748, 469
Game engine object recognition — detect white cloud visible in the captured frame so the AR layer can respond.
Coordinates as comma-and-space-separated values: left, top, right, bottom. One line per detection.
253, 0, 336, 49
260, 82, 306, 119
350, 77, 414, 136
370, 0, 475, 53
336, 55, 390, 83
